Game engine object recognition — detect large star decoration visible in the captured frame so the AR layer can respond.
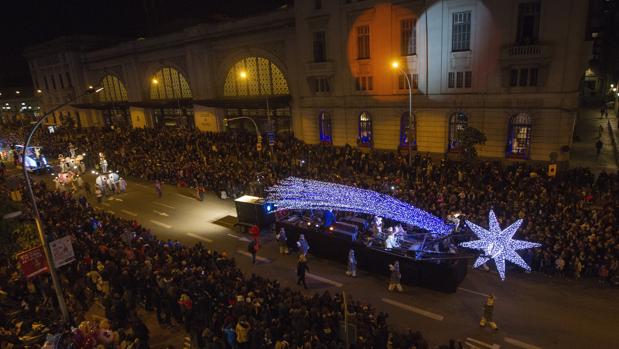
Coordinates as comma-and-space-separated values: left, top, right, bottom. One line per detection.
459, 210, 541, 280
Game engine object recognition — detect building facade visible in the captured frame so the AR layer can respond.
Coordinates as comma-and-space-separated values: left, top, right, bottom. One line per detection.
25, 0, 590, 161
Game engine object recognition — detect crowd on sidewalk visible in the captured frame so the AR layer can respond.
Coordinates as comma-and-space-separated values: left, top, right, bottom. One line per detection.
22, 126, 618, 282
1, 181, 445, 349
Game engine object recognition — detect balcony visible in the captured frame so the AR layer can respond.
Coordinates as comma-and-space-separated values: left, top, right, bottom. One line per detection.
500, 44, 552, 66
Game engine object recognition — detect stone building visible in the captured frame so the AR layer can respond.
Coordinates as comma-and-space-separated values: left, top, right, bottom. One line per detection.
25, 0, 591, 160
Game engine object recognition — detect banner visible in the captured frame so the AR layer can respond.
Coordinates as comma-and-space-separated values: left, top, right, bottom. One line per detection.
49, 236, 75, 268
16, 246, 48, 278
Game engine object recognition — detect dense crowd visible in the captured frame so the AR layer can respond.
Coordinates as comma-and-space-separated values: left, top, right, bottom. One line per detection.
28, 126, 619, 281
1, 181, 440, 349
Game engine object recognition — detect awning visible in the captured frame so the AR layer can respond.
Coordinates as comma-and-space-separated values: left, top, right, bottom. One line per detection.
193, 95, 291, 109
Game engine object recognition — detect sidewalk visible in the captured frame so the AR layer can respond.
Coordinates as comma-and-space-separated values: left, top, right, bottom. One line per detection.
570, 106, 618, 172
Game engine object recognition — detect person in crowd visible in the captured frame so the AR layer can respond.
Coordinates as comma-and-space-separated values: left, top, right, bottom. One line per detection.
388, 261, 403, 292
248, 239, 259, 265
297, 254, 310, 289
346, 249, 357, 278
154, 179, 162, 198
276, 226, 289, 254
297, 234, 310, 256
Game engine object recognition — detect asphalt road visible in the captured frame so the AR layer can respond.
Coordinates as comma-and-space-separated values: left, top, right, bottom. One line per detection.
28, 172, 619, 349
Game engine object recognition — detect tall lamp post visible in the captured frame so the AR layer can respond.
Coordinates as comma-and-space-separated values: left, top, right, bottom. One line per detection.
22, 86, 103, 323
391, 61, 414, 165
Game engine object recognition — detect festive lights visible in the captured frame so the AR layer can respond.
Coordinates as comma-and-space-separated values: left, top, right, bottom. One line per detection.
267, 177, 452, 235
460, 210, 541, 280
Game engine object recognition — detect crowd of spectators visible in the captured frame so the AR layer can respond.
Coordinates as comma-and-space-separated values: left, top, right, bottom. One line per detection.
28, 126, 618, 282
1, 181, 439, 348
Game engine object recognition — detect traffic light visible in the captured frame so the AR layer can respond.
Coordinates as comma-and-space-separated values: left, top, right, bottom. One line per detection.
223, 118, 229, 127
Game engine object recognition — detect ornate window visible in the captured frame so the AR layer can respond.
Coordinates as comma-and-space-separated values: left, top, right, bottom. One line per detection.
507, 113, 532, 158
99, 74, 128, 102
318, 111, 332, 143
448, 112, 468, 151
399, 112, 417, 149
150, 67, 192, 100
223, 57, 289, 97
358, 112, 373, 146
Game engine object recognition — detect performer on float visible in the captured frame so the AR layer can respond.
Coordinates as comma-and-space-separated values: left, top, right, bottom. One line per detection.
69, 143, 77, 158
372, 216, 383, 239
119, 177, 127, 193
58, 154, 67, 172
479, 294, 498, 330
99, 152, 108, 173
385, 227, 400, 249
388, 261, 403, 292
276, 227, 289, 254
297, 234, 310, 256
346, 249, 357, 277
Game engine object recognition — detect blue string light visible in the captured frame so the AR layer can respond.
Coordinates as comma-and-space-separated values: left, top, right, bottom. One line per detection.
460, 210, 541, 280
267, 177, 452, 235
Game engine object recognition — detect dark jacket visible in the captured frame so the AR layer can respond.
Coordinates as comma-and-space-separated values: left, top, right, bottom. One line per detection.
297, 260, 309, 276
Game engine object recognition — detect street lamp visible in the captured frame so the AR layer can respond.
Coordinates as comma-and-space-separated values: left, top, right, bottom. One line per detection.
391, 60, 414, 165
22, 86, 103, 323
36, 89, 42, 94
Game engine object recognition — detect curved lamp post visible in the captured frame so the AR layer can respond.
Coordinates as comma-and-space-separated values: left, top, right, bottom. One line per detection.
391, 61, 414, 165
22, 86, 103, 323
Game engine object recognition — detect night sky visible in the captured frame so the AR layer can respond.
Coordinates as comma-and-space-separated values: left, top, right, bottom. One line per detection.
0, 0, 288, 88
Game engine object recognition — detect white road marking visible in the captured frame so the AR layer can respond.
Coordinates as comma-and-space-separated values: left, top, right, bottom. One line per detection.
187, 233, 212, 243
175, 193, 195, 200
504, 337, 542, 349
113, 198, 123, 202
305, 272, 343, 288
121, 209, 138, 217
466, 337, 500, 349
153, 209, 170, 217
149, 220, 172, 229
381, 298, 444, 321
226, 233, 251, 242
236, 250, 271, 263
106, 210, 115, 215
459, 287, 491, 298
153, 202, 176, 209
101, 202, 111, 207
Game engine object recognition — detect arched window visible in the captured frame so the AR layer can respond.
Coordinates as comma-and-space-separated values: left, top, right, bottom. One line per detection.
448, 112, 468, 151
223, 57, 289, 97
507, 113, 532, 157
399, 112, 417, 148
318, 111, 332, 143
150, 67, 192, 100
99, 74, 128, 102
358, 112, 373, 146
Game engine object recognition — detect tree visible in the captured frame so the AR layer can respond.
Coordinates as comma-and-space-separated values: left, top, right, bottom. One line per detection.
455, 126, 487, 161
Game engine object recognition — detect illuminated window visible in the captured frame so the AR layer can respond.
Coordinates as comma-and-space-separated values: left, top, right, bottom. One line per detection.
358, 112, 373, 145
400, 19, 416, 56
448, 112, 468, 151
452, 11, 471, 52
150, 67, 192, 100
99, 74, 128, 102
223, 57, 289, 97
318, 111, 332, 143
400, 112, 417, 148
507, 113, 532, 158
357, 25, 370, 59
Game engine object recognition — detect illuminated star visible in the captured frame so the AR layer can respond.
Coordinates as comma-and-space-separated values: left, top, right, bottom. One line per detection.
460, 210, 541, 281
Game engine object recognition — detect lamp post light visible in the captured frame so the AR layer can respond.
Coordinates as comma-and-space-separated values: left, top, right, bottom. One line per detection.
22, 86, 103, 323
391, 61, 414, 165
238, 70, 273, 154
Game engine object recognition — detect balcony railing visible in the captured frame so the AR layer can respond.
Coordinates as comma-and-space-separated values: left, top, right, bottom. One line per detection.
501, 44, 552, 64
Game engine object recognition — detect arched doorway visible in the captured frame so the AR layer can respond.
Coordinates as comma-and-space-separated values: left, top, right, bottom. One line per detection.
99, 74, 129, 129
507, 113, 532, 158
448, 112, 468, 151
358, 112, 373, 146
149, 67, 193, 128
318, 111, 332, 143
222, 56, 291, 135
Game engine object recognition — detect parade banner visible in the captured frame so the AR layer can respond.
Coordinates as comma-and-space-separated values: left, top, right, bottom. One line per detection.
49, 235, 75, 268
16, 245, 48, 278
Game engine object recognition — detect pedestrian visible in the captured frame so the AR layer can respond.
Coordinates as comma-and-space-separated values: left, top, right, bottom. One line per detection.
479, 294, 498, 330
154, 179, 162, 198
595, 139, 603, 157
388, 261, 402, 292
276, 227, 289, 254
248, 239, 259, 265
297, 254, 309, 289
297, 234, 310, 256
346, 249, 357, 277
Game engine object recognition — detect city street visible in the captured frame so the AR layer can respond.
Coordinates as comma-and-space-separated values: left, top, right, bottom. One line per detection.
32, 172, 619, 349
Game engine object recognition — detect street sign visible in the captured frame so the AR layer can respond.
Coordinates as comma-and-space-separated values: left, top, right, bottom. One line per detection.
256, 143, 263, 151
548, 164, 557, 177
49, 236, 75, 268
16, 245, 48, 278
